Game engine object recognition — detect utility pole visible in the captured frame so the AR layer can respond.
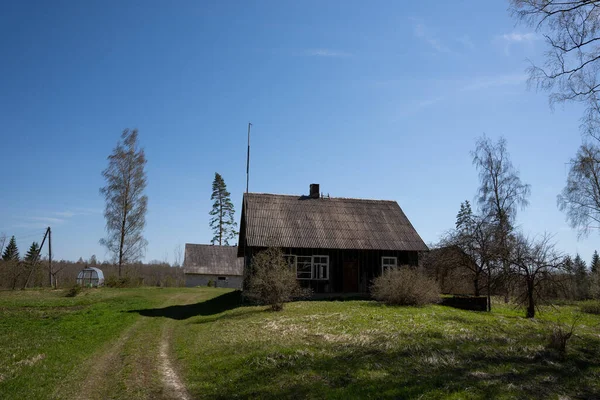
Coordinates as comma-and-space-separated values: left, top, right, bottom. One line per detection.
48, 226, 53, 288
22, 228, 50, 289
244, 122, 252, 289
246, 122, 251, 194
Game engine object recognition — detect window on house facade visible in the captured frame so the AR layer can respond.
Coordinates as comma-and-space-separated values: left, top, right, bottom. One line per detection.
284, 254, 329, 280
296, 256, 313, 280
312, 256, 329, 280
381, 256, 398, 274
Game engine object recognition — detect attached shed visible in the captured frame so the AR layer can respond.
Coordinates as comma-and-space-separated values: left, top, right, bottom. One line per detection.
76, 267, 104, 287
238, 184, 429, 294
422, 245, 483, 296
183, 244, 244, 288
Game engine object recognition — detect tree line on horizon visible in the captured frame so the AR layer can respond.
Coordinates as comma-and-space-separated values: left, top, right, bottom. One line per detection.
0, 235, 185, 289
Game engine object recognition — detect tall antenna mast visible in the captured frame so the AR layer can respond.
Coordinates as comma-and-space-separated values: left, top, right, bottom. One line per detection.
243, 123, 252, 284
246, 122, 252, 193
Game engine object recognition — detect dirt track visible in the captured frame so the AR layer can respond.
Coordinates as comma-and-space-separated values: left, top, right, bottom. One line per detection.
63, 293, 193, 400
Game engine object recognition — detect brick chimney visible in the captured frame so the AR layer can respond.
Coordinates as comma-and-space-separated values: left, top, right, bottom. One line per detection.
309, 183, 320, 199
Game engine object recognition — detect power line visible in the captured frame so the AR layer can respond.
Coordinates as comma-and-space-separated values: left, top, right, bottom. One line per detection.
10, 231, 46, 240
0, 228, 46, 237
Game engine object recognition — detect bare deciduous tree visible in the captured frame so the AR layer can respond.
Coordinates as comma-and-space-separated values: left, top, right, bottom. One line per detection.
558, 142, 600, 236
510, 0, 600, 136
0, 233, 6, 255
472, 136, 531, 302
510, 233, 565, 318
173, 244, 183, 267
443, 213, 498, 309
100, 129, 148, 277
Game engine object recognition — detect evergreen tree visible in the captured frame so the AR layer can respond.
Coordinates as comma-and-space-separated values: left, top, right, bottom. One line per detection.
591, 250, 600, 274
2, 236, 19, 261
24, 242, 40, 263
209, 173, 238, 246
2, 236, 21, 290
573, 254, 590, 300
573, 254, 587, 273
455, 200, 474, 232
21, 242, 41, 290
563, 255, 573, 273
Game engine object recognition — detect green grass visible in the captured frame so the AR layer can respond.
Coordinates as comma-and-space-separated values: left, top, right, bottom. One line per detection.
0, 287, 191, 399
171, 295, 600, 399
2, 288, 600, 399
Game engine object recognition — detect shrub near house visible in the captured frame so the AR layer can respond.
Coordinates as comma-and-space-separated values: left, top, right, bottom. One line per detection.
371, 267, 440, 306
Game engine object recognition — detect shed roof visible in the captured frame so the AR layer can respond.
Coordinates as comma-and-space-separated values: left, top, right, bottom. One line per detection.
238, 193, 428, 254
183, 244, 243, 276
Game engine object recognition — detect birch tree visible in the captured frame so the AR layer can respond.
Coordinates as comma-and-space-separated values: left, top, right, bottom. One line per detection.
472, 136, 531, 302
510, 0, 600, 137
100, 129, 148, 276
558, 142, 600, 236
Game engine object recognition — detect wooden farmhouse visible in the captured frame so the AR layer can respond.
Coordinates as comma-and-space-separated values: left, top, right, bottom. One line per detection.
238, 184, 428, 294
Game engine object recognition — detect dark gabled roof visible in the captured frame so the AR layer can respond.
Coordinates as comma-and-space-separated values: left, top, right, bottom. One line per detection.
183, 244, 243, 276
238, 193, 428, 255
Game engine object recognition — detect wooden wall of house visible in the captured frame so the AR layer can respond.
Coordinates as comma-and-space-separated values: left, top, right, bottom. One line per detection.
246, 247, 420, 293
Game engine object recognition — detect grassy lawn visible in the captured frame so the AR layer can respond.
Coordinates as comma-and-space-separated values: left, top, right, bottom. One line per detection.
171, 292, 600, 400
0, 287, 206, 399
2, 287, 600, 399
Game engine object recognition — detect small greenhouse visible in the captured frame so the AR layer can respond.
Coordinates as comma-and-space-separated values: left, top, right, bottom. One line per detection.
76, 267, 104, 287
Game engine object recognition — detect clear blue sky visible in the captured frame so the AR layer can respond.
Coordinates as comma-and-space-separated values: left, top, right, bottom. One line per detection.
0, 1, 595, 264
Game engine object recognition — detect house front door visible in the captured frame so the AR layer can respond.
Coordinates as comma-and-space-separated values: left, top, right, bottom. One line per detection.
343, 260, 359, 292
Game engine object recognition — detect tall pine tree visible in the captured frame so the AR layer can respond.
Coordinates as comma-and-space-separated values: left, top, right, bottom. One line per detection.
455, 200, 474, 232
2, 236, 21, 290
2, 236, 19, 261
591, 250, 600, 274
573, 254, 590, 300
209, 173, 238, 246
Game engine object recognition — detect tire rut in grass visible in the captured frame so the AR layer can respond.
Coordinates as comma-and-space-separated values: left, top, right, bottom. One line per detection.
158, 323, 190, 400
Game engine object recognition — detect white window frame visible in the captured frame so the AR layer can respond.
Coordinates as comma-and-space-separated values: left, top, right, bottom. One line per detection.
296, 255, 313, 280
381, 256, 398, 274
285, 254, 329, 280
312, 255, 329, 281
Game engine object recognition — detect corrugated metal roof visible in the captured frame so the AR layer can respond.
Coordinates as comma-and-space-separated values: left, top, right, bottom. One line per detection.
183, 244, 243, 276
241, 193, 428, 252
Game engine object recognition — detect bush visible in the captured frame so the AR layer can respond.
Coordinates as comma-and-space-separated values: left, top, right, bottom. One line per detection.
580, 300, 600, 315
65, 284, 82, 297
371, 267, 440, 306
547, 315, 580, 357
104, 275, 133, 288
207, 280, 215, 288
245, 248, 305, 311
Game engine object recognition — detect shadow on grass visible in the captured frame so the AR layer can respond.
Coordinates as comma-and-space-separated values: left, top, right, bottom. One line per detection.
128, 290, 245, 320
190, 334, 600, 400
